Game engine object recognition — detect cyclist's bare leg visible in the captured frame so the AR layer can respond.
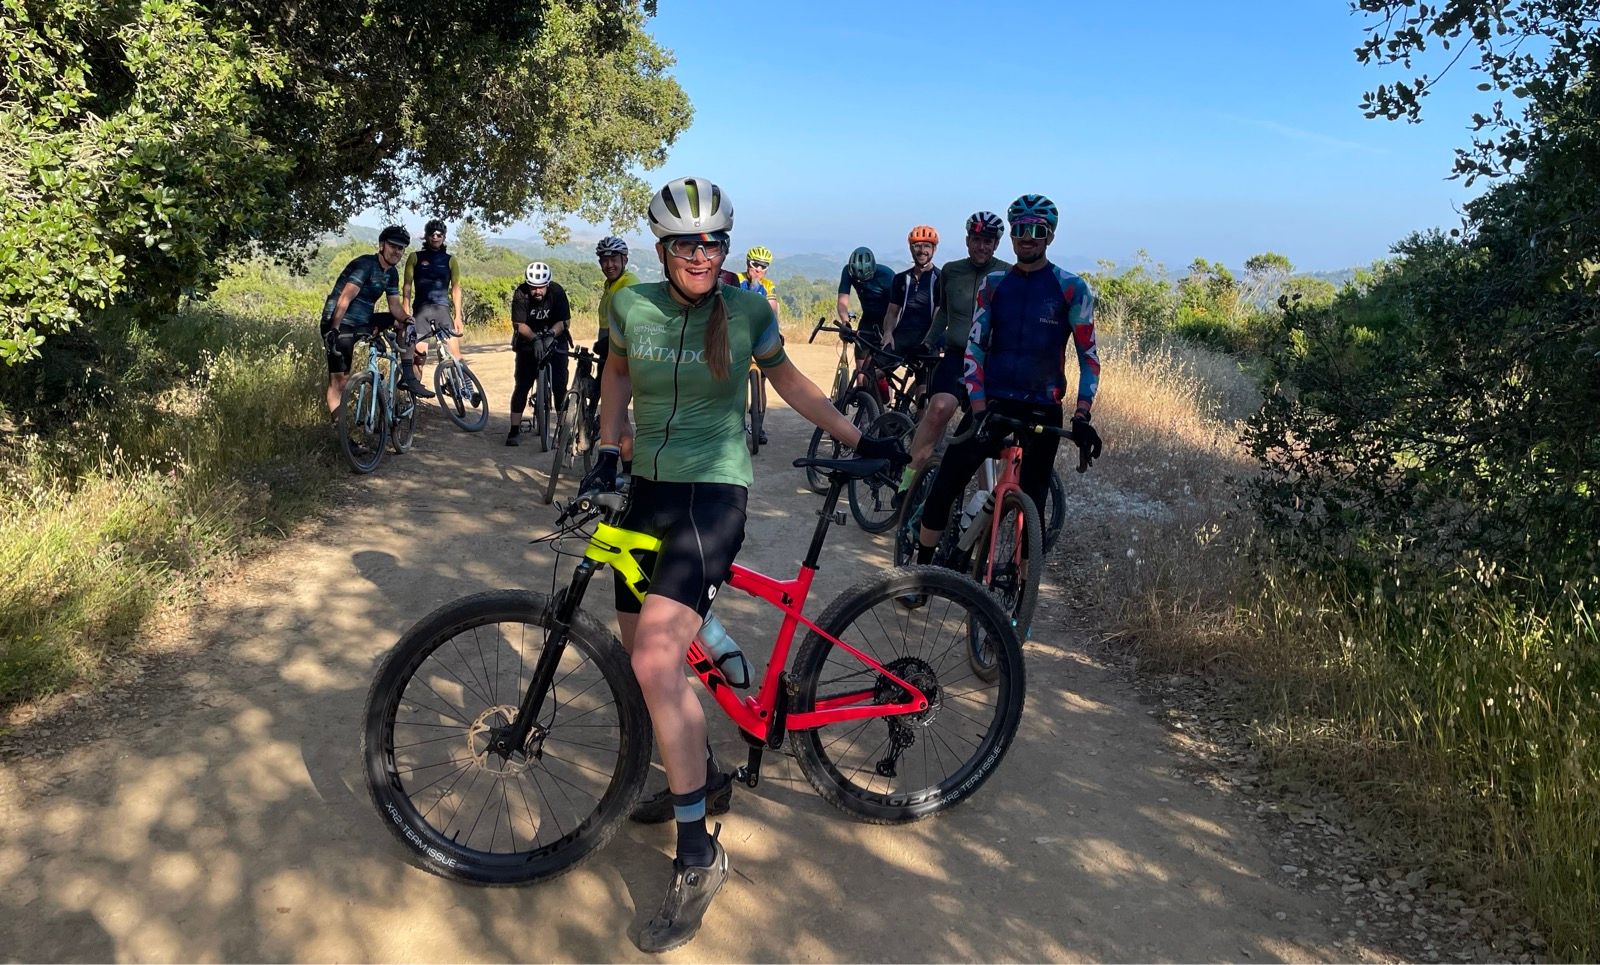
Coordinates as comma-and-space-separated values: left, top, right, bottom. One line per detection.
326, 373, 348, 413
910, 391, 959, 469
626, 595, 710, 795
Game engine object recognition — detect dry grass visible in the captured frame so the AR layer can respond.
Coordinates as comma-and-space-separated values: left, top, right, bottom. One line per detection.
1083, 332, 1600, 959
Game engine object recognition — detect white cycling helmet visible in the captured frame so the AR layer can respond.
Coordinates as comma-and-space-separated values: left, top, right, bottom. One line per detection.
525, 262, 552, 286
646, 176, 733, 239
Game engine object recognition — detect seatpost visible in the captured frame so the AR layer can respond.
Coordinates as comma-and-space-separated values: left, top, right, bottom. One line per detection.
803, 476, 848, 570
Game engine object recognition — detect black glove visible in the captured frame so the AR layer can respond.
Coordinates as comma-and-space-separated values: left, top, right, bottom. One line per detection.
854, 433, 909, 469
578, 445, 622, 495
591, 338, 607, 356
1069, 413, 1102, 473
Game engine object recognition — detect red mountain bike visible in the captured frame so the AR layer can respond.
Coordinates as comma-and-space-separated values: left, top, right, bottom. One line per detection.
362, 457, 1026, 884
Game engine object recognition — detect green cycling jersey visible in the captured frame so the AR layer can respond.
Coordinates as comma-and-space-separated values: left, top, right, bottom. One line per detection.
926, 255, 1012, 350
609, 282, 787, 487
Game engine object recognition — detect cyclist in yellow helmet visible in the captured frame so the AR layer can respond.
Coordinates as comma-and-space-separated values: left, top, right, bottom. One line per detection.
735, 245, 780, 445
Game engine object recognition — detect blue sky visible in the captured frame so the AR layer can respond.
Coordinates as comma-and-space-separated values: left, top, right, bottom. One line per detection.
472, 1, 1499, 273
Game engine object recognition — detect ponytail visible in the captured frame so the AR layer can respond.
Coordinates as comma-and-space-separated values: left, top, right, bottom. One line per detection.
705, 290, 731, 381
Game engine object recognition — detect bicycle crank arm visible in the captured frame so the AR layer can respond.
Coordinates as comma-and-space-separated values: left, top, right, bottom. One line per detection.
734, 746, 764, 788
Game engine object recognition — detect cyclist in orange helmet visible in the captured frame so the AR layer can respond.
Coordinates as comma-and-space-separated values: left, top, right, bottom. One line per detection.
879, 225, 942, 360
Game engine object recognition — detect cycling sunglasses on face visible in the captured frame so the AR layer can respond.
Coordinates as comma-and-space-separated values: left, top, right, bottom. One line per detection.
748, 260, 770, 270
1010, 222, 1051, 240
666, 237, 730, 260
428, 231, 445, 238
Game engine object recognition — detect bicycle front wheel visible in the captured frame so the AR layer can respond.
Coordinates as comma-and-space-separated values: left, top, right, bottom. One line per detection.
363, 590, 652, 885
893, 459, 961, 567
791, 566, 1025, 823
389, 384, 417, 453
745, 369, 763, 456
970, 489, 1044, 654
435, 361, 490, 432
340, 372, 388, 474
543, 390, 585, 505
533, 372, 553, 452
848, 409, 913, 534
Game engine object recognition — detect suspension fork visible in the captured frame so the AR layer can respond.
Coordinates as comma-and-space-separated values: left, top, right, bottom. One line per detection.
496, 559, 600, 758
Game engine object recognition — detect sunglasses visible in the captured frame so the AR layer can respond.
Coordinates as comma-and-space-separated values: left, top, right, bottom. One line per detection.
666, 237, 730, 261
428, 231, 445, 238
747, 260, 770, 270
1010, 222, 1051, 240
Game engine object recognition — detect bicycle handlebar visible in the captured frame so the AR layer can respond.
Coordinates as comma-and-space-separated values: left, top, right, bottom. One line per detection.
952, 411, 1092, 472
809, 312, 858, 344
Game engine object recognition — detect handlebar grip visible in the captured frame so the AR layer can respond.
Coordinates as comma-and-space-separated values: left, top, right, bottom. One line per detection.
809, 316, 825, 344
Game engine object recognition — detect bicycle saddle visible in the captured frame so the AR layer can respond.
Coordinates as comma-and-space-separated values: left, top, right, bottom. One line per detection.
791, 457, 887, 479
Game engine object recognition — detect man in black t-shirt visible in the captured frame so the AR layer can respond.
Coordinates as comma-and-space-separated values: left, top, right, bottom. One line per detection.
506, 261, 572, 446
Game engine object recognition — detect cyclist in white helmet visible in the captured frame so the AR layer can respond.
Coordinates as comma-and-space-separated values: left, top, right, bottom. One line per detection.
506, 261, 571, 446
582, 175, 908, 953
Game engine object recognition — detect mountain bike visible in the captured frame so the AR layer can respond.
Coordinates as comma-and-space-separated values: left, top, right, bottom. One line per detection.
894, 413, 1079, 675
802, 317, 882, 494
362, 456, 1026, 884
339, 327, 418, 474
745, 363, 767, 455
421, 319, 489, 432
543, 346, 601, 505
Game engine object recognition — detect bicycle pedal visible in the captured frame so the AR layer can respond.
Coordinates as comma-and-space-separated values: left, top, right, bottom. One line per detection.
819, 508, 847, 524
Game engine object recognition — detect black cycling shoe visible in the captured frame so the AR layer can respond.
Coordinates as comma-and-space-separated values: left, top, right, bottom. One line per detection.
758, 429, 769, 446
505, 429, 521, 447
635, 829, 728, 953
400, 375, 436, 399
628, 770, 735, 825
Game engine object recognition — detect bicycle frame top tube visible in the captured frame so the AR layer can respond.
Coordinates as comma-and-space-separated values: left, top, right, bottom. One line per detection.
576, 483, 930, 744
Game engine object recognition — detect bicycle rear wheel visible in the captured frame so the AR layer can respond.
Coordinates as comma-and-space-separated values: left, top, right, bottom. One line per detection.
435, 361, 489, 432
790, 566, 1025, 823
543, 390, 586, 505
340, 373, 388, 474
970, 489, 1044, 659
363, 590, 652, 885
804, 389, 880, 494
390, 384, 417, 453
848, 409, 913, 534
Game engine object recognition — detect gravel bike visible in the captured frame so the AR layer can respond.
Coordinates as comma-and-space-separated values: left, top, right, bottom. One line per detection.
420, 319, 489, 432
339, 327, 417, 474
362, 457, 1026, 884
542, 346, 601, 505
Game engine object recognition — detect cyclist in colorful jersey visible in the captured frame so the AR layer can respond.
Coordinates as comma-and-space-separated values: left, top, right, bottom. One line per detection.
910, 194, 1103, 569
836, 246, 894, 360
879, 225, 942, 358
735, 245, 780, 444
321, 225, 432, 418
402, 218, 463, 383
584, 176, 906, 953
505, 261, 572, 446
897, 211, 1010, 497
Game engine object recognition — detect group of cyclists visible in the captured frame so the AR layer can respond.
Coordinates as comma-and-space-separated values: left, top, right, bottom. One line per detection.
318, 175, 1102, 952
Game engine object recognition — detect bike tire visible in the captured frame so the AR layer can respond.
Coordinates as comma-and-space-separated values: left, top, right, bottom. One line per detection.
435, 361, 490, 432
363, 589, 652, 885
543, 390, 584, 505
804, 389, 881, 494
745, 369, 763, 456
848, 409, 913, 534
970, 489, 1044, 664
893, 459, 961, 567
790, 566, 1025, 823
533, 370, 553, 452
389, 384, 417, 454
1043, 468, 1066, 552
340, 372, 388, 474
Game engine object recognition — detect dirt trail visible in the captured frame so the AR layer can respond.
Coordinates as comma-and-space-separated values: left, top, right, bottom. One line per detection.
0, 341, 1378, 962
